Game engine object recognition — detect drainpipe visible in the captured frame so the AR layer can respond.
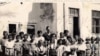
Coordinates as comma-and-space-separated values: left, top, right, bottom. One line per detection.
63, 3, 65, 30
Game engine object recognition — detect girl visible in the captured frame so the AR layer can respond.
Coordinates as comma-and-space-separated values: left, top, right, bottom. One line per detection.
77, 38, 86, 56
86, 38, 92, 56
14, 35, 22, 56
57, 39, 64, 56
37, 40, 47, 56
63, 39, 71, 56
29, 34, 38, 56
49, 33, 57, 56
22, 34, 30, 56
5, 35, 15, 56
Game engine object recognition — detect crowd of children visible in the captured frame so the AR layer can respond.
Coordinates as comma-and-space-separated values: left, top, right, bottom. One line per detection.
0, 26, 100, 56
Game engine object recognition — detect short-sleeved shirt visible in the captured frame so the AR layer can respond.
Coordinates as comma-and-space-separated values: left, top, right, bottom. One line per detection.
77, 43, 87, 51
0, 39, 7, 46
22, 40, 30, 50
34, 36, 45, 44
30, 40, 38, 51
5, 40, 15, 48
57, 45, 64, 56
63, 45, 70, 52
14, 41, 22, 51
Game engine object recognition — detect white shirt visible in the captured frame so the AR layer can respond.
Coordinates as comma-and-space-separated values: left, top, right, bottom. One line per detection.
5, 40, 15, 48
30, 40, 38, 51
78, 43, 86, 50
57, 45, 64, 56
34, 36, 45, 44
64, 45, 70, 52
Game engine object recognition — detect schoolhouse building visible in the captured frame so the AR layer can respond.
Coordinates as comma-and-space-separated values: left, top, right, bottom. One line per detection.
0, 2, 100, 40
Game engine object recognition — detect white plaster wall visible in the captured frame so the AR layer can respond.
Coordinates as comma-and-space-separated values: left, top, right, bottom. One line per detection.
56, 3, 64, 37
64, 2, 100, 40
0, 2, 57, 38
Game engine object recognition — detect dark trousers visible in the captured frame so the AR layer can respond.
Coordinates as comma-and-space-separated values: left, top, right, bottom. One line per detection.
77, 50, 85, 56
62, 51, 71, 56
22, 48, 29, 56
1, 46, 5, 56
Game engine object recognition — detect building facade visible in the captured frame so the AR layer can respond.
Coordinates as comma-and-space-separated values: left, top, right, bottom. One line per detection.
0, 2, 100, 39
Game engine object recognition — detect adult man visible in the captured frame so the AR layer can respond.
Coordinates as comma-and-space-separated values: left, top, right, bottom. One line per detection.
43, 26, 51, 44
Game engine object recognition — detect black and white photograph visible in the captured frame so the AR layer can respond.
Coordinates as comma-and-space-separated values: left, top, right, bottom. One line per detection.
0, 1, 100, 56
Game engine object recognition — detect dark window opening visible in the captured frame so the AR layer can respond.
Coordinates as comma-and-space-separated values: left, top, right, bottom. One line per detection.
27, 25, 35, 35
9, 24, 16, 34
92, 10, 100, 34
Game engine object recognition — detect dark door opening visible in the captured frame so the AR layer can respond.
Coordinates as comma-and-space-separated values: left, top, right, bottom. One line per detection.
73, 17, 80, 37
27, 25, 35, 35
9, 24, 16, 34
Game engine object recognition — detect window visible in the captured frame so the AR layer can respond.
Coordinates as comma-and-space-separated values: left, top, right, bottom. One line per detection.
69, 8, 79, 17
9, 24, 16, 33
92, 10, 100, 34
27, 25, 35, 35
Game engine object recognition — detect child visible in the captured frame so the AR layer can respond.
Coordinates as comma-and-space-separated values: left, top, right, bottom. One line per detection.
86, 38, 92, 56
57, 39, 64, 56
34, 30, 45, 45
22, 34, 30, 56
5, 35, 15, 56
19, 32, 24, 40
94, 37, 99, 56
29, 34, 38, 56
49, 33, 57, 56
14, 35, 22, 56
77, 38, 86, 56
63, 39, 71, 56
91, 37, 96, 56
37, 40, 47, 56
0, 31, 8, 56
43, 41, 48, 56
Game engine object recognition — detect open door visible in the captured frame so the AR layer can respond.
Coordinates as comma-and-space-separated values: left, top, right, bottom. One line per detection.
73, 17, 80, 37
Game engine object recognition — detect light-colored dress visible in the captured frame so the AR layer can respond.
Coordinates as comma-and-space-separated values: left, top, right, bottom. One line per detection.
57, 45, 64, 56
14, 40, 22, 56
5, 40, 15, 55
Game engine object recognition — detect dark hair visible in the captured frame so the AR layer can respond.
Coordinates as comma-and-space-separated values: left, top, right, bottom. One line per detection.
19, 32, 24, 36
78, 38, 84, 44
46, 26, 49, 30
64, 30, 69, 34
24, 34, 28, 37
62, 51, 68, 56
37, 30, 42, 34
8, 34, 12, 39
16, 35, 20, 39
3, 31, 8, 35
60, 32, 63, 36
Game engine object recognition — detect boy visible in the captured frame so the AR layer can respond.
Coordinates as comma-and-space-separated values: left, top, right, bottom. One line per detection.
14, 35, 22, 56
86, 38, 92, 56
5, 35, 15, 56
29, 34, 38, 56
22, 34, 30, 56
34, 30, 45, 45
0, 31, 8, 56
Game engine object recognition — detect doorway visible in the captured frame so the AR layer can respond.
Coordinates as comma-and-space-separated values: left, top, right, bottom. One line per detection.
73, 17, 80, 37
